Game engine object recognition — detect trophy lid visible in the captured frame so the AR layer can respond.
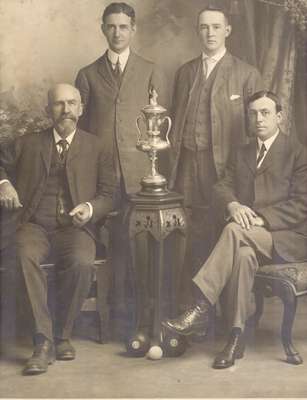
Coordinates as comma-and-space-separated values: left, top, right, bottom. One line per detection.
141, 88, 166, 114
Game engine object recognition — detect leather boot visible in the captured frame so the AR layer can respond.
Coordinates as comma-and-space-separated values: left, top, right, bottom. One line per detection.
212, 328, 245, 369
55, 338, 76, 361
162, 300, 210, 336
23, 336, 55, 375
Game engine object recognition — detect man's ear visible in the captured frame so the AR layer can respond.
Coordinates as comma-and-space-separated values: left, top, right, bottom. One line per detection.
277, 111, 283, 125
225, 25, 232, 38
78, 103, 84, 118
131, 23, 137, 36
101, 24, 106, 36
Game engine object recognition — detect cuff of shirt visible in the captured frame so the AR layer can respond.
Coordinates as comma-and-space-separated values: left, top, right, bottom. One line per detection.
85, 202, 93, 219
0, 179, 10, 185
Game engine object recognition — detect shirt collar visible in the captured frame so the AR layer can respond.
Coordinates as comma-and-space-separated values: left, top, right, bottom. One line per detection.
202, 47, 226, 63
53, 128, 76, 146
257, 129, 280, 152
107, 47, 130, 70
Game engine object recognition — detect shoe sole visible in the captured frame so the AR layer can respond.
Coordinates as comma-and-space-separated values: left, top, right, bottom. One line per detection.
23, 357, 55, 375
162, 321, 207, 337
56, 354, 75, 361
212, 361, 235, 369
212, 349, 245, 369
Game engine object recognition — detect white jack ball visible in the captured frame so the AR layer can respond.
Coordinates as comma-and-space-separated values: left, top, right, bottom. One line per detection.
147, 345, 163, 360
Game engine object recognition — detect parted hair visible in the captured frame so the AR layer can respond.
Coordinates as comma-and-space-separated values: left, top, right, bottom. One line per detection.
102, 2, 136, 25
247, 91, 282, 112
198, 4, 231, 25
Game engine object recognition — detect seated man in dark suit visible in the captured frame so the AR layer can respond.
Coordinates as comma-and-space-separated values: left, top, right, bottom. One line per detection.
0, 84, 115, 375
163, 90, 307, 369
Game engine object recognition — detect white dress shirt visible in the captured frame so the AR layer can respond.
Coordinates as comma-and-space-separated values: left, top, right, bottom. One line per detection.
53, 128, 75, 152
256, 129, 280, 168
202, 47, 226, 79
107, 47, 130, 73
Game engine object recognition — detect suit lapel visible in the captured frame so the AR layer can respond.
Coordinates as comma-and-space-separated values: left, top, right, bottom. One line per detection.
97, 51, 118, 90
40, 129, 54, 173
188, 56, 203, 97
257, 132, 285, 175
66, 129, 82, 165
211, 52, 233, 98
242, 139, 257, 175
119, 52, 138, 93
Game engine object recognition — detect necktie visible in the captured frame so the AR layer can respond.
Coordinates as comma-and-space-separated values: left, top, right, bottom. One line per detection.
113, 57, 122, 82
57, 139, 69, 162
56, 139, 71, 226
256, 143, 266, 168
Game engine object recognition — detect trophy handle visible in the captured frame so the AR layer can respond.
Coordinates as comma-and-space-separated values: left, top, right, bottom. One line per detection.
161, 116, 172, 145
136, 115, 144, 144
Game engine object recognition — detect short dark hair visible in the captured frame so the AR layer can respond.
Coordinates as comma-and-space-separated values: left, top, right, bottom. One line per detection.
198, 4, 231, 26
247, 90, 282, 113
102, 2, 136, 25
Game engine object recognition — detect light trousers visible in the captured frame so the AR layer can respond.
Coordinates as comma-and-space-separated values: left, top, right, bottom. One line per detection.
193, 222, 273, 329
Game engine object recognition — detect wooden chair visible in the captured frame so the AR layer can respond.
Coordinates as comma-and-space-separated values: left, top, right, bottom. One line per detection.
250, 262, 307, 365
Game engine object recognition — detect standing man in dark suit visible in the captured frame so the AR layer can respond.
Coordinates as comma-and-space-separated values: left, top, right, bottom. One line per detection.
0, 84, 115, 375
75, 2, 163, 318
163, 91, 307, 369
169, 5, 263, 307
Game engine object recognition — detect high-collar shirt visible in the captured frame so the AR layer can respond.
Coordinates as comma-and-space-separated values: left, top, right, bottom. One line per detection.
53, 128, 76, 153
256, 129, 280, 168
107, 47, 130, 72
202, 47, 226, 78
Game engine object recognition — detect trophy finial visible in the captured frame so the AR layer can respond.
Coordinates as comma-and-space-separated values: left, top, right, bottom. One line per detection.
149, 87, 158, 106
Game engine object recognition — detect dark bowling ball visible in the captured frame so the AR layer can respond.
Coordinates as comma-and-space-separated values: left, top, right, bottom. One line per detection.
161, 331, 187, 357
126, 332, 150, 357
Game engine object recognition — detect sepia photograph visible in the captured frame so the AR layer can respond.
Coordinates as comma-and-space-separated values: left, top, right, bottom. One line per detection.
0, 0, 307, 398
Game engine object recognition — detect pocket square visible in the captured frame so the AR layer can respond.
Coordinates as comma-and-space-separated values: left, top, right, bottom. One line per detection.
230, 94, 241, 100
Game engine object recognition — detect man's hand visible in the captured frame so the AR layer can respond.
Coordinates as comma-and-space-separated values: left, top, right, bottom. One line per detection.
69, 203, 91, 227
227, 201, 258, 230
0, 181, 23, 210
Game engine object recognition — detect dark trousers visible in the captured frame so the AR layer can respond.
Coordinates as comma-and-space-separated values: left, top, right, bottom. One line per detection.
15, 223, 94, 341
175, 147, 218, 309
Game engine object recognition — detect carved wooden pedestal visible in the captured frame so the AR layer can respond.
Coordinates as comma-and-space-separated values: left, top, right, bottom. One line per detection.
126, 191, 187, 358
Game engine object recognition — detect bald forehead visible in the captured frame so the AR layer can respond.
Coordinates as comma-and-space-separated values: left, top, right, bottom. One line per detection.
48, 84, 81, 104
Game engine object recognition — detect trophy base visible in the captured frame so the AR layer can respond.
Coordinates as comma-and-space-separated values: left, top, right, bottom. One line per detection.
139, 174, 169, 197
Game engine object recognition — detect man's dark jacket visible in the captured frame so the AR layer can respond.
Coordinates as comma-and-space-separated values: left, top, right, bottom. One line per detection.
0, 128, 116, 250
213, 132, 307, 262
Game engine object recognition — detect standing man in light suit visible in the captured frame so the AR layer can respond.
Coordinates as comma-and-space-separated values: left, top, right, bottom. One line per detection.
0, 84, 115, 375
163, 91, 307, 369
169, 4, 263, 308
75, 2, 163, 323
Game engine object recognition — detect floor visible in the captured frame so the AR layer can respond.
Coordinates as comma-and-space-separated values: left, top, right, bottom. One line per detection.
1, 298, 307, 399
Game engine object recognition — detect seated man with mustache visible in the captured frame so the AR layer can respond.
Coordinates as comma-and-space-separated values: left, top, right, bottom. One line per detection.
0, 84, 115, 375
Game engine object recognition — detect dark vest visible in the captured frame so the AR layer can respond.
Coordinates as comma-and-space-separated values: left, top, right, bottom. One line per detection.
31, 143, 73, 230
182, 62, 219, 151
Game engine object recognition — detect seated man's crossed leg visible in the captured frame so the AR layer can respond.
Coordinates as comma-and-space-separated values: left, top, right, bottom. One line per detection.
163, 222, 273, 369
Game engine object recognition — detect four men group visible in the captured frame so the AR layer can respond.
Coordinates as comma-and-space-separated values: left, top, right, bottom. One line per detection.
0, 1, 307, 375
